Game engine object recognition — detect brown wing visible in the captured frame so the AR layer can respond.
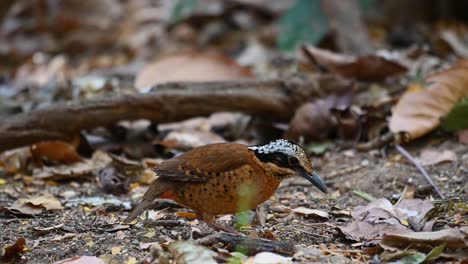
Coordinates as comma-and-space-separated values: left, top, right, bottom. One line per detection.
153, 143, 252, 182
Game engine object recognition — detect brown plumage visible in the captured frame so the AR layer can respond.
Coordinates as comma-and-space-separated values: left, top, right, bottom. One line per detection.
124, 139, 327, 226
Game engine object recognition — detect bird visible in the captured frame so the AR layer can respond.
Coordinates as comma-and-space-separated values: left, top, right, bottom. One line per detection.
124, 139, 327, 229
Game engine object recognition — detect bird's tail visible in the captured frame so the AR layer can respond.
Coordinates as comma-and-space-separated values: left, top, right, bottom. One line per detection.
124, 181, 169, 223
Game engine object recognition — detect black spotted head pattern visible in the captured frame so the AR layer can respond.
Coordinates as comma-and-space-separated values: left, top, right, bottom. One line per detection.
248, 139, 313, 173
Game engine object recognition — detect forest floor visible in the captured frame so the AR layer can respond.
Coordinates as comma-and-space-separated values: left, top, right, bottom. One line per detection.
1, 135, 466, 263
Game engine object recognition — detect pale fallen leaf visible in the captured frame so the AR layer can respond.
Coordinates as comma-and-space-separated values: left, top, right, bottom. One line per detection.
139, 242, 162, 250
381, 227, 468, 259
64, 197, 132, 210
126, 257, 137, 264
169, 241, 217, 264
440, 30, 468, 58
33, 150, 112, 180
111, 246, 121, 255
135, 51, 253, 90
417, 149, 457, 166
0, 147, 31, 174
54, 256, 105, 264
246, 252, 292, 264
7, 195, 63, 215
390, 60, 468, 140
292, 207, 329, 219
144, 230, 156, 238
156, 129, 226, 151
115, 231, 126, 240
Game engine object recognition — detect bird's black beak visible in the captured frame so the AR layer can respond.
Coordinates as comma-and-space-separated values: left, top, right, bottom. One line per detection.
300, 170, 327, 193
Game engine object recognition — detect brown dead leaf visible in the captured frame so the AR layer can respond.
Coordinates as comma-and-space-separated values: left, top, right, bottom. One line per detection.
135, 51, 253, 90
417, 149, 457, 166
381, 227, 468, 259
284, 90, 353, 142
338, 198, 434, 242
7, 195, 63, 215
31, 141, 83, 165
0, 237, 26, 263
390, 60, 468, 140
302, 45, 407, 81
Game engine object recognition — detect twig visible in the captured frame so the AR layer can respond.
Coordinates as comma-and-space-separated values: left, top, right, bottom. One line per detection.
395, 145, 445, 199
395, 185, 408, 206
325, 165, 364, 180
352, 190, 376, 202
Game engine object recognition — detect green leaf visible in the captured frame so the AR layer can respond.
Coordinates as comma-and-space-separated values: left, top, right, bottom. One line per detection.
441, 97, 468, 131
424, 243, 446, 262
306, 141, 333, 155
358, 0, 376, 13
171, 0, 198, 24
277, 0, 328, 51
388, 252, 426, 264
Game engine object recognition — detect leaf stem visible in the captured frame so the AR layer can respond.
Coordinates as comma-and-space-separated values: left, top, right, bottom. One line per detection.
395, 145, 445, 199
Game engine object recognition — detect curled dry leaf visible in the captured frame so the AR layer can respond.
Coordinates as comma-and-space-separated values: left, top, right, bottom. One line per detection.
390, 60, 468, 140
135, 51, 253, 90
7, 195, 63, 215
302, 45, 407, 81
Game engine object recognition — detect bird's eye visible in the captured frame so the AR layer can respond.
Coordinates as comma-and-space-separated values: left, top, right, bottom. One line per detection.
289, 156, 299, 166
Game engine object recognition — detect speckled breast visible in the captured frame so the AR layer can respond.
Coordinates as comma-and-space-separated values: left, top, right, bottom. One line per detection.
173, 165, 281, 215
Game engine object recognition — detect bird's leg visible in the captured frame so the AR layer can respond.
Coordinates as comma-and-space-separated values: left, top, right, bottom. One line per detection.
198, 212, 239, 234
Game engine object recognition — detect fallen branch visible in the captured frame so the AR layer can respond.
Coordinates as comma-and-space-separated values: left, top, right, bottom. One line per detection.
0, 75, 352, 152
197, 232, 296, 256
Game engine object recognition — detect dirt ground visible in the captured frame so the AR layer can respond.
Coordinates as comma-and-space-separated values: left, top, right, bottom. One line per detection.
1, 134, 466, 263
